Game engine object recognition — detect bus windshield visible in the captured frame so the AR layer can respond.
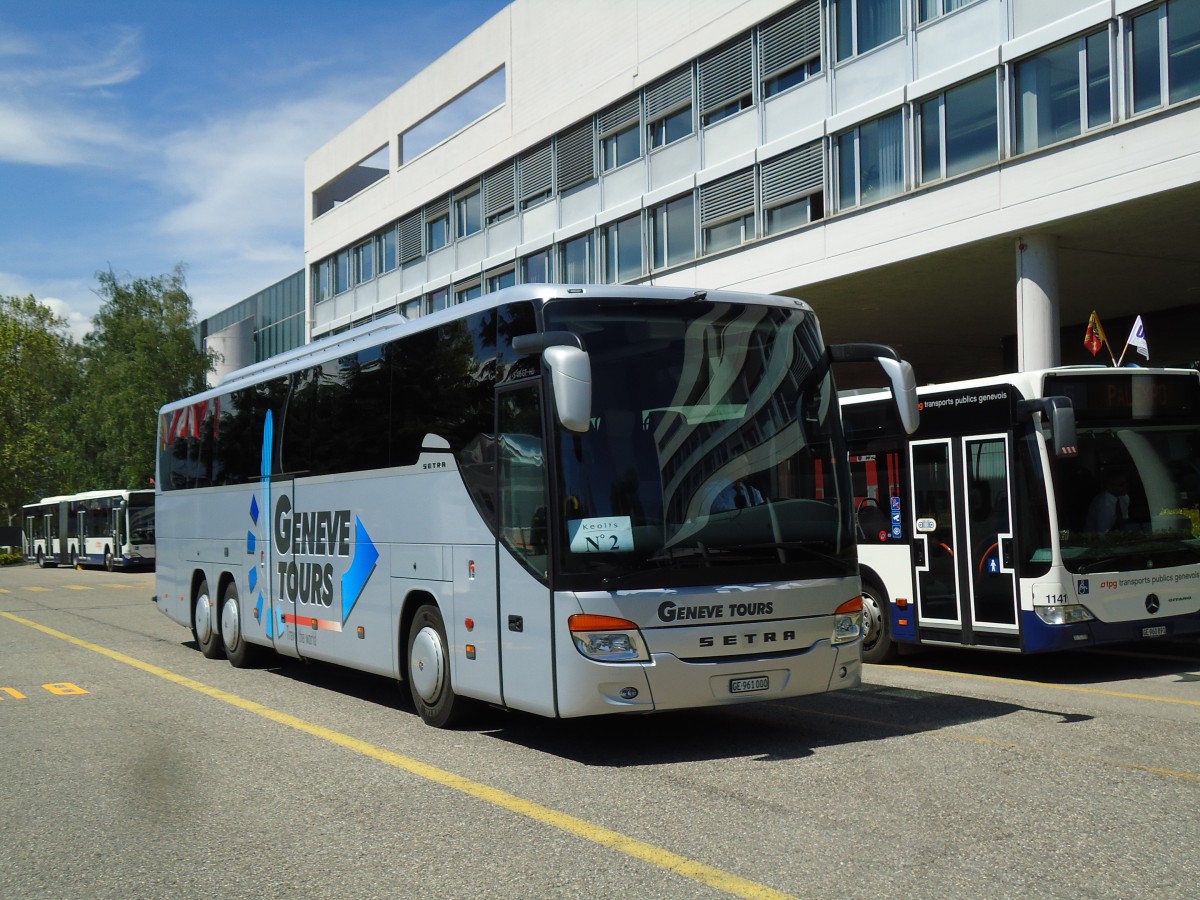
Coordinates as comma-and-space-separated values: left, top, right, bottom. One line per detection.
1052, 424, 1200, 574
543, 297, 854, 589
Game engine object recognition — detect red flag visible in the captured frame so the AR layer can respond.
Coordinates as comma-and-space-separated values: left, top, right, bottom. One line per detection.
1084, 310, 1108, 357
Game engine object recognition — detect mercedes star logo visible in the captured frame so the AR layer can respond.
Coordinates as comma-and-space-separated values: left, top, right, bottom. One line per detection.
1145, 594, 1160, 615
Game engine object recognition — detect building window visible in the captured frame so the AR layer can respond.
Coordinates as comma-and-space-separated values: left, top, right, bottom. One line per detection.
314, 259, 332, 303
646, 67, 694, 150
650, 194, 695, 270
487, 267, 516, 293
1131, 2, 1200, 114
837, 110, 904, 209
455, 188, 482, 238
761, 141, 824, 235
1015, 31, 1110, 155
557, 121, 596, 193
521, 249, 551, 283
428, 287, 449, 313
836, 0, 902, 61
353, 239, 374, 284
560, 233, 593, 284
455, 280, 482, 304
378, 226, 398, 273
484, 163, 516, 225
402, 297, 424, 319
602, 214, 642, 283
601, 124, 640, 171
760, 1, 822, 98
518, 142, 554, 209
334, 248, 351, 294
398, 213, 423, 265
699, 169, 755, 254
919, 73, 998, 184
699, 35, 754, 126
598, 97, 641, 172
918, 0, 975, 24
426, 200, 449, 252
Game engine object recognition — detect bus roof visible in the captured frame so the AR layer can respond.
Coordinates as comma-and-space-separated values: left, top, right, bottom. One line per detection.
164, 283, 814, 415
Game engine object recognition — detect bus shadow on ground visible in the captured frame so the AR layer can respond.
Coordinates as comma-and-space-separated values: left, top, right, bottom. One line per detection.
227, 651, 1094, 767
887, 641, 1200, 687
478, 682, 1089, 766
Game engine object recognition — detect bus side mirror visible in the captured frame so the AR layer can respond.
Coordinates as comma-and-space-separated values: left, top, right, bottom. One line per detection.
830, 342, 920, 435
513, 331, 593, 434
1018, 396, 1077, 458
544, 345, 592, 433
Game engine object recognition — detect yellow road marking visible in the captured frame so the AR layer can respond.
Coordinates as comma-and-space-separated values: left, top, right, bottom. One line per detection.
62, 584, 92, 591
887, 663, 1200, 709
0, 610, 791, 900
23, 586, 50, 592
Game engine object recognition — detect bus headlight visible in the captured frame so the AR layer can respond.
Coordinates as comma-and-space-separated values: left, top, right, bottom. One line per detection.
569, 614, 650, 662
1034, 604, 1095, 625
832, 597, 863, 645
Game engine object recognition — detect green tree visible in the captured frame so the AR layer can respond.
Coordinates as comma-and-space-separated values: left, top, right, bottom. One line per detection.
61, 266, 213, 489
0, 295, 79, 523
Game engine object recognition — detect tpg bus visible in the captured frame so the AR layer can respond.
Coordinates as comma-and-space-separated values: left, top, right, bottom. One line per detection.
841, 366, 1200, 662
22, 489, 156, 571
154, 284, 917, 727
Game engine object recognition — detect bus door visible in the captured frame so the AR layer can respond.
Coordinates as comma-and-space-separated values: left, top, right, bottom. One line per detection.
75, 508, 87, 564
910, 435, 1018, 646
112, 505, 125, 556
495, 384, 555, 717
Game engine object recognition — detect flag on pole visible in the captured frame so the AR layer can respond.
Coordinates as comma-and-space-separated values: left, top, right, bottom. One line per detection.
1083, 310, 1109, 357
1126, 315, 1149, 360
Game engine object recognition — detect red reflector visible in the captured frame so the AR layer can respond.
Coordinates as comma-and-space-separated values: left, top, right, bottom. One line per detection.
569, 613, 638, 632
835, 596, 863, 615
896, 597, 909, 609
898, 619, 909, 627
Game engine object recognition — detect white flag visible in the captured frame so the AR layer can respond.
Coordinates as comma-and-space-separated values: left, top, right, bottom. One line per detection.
1127, 315, 1149, 360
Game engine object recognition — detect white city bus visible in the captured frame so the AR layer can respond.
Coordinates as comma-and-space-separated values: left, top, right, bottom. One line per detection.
154, 285, 916, 727
23, 489, 156, 571
841, 366, 1200, 662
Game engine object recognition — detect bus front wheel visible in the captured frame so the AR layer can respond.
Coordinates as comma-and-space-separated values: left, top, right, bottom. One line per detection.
861, 580, 898, 665
406, 604, 469, 728
104, 547, 114, 572
192, 580, 224, 659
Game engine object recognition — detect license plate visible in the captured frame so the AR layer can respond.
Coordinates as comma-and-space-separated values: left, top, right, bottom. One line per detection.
1142, 626, 1167, 638
730, 676, 769, 694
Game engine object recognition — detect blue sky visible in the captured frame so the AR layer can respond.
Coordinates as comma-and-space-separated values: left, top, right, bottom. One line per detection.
0, 0, 509, 339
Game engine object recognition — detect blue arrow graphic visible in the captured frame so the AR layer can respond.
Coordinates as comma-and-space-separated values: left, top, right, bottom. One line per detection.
341, 516, 379, 623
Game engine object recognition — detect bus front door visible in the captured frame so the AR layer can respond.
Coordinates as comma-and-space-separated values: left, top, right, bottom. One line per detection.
495, 385, 556, 717
910, 435, 1018, 648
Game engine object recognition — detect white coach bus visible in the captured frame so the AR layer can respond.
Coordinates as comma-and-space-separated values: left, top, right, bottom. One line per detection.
154, 285, 916, 727
842, 366, 1200, 661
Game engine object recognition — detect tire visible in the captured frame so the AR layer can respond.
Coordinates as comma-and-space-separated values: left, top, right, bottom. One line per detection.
36, 550, 46, 569
192, 579, 224, 659
220, 581, 263, 668
861, 579, 898, 665
406, 604, 470, 728
104, 547, 115, 572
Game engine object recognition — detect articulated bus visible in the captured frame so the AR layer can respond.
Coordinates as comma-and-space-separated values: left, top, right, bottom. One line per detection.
154, 284, 916, 727
841, 366, 1200, 662
22, 489, 156, 571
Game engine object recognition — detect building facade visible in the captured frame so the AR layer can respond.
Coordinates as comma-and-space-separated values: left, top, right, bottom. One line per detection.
304, 0, 1200, 385
196, 269, 306, 385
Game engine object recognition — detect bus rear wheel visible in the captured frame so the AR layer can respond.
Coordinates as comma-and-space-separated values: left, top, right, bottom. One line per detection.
220, 582, 263, 668
104, 547, 114, 572
406, 604, 469, 728
192, 579, 224, 659
861, 580, 897, 665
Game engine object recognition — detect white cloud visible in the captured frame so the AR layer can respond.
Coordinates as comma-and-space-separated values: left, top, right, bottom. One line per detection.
0, 25, 141, 166
39, 296, 94, 343
0, 269, 96, 342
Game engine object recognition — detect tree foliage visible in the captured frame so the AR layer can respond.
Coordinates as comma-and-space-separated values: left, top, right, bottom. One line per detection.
0, 295, 79, 522
57, 266, 214, 490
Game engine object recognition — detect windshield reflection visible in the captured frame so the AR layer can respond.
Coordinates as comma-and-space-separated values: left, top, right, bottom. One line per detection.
544, 298, 854, 589
1053, 425, 1200, 573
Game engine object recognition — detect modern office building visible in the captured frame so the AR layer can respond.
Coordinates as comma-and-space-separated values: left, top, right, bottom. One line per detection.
196, 269, 305, 384
304, 0, 1200, 385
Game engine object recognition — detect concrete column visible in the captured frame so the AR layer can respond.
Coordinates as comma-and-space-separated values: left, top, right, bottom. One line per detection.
1015, 234, 1059, 372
